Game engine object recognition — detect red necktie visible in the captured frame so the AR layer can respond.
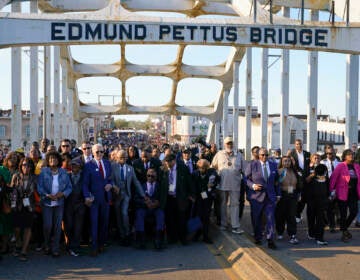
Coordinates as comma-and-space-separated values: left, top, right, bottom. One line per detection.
99, 161, 105, 179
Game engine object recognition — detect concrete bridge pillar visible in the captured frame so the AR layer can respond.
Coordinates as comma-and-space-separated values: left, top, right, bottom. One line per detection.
245, 48, 252, 160
11, 2, 22, 150
280, 7, 290, 155
345, 55, 359, 148
29, 1, 39, 144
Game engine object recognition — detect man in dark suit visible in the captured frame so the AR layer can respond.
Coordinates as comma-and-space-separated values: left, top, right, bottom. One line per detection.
133, 149, 160, 184
82, 144, 113, 256
289, 139, 311, 222
182, 147, 198, 174
80, 141, 93, 164
245, 147, 280, 249
162, 154, 194, 245
134, 167, 166, 249
111, 149, 145, 246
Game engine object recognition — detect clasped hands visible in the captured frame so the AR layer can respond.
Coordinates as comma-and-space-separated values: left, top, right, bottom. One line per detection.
46, 192, 64, 201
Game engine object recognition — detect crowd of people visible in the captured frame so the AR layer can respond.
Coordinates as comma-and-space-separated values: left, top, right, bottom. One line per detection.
0, 136, 360, 262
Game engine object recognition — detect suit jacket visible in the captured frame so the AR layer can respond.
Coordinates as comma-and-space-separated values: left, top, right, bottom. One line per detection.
245, 160, 280, 203
111, 162, 145, 200
290, 149, 311, 173
160, 163, 194, 211
133, 158, 160, 184
135, 181, 167, 210
182, 159, 197, 174
82, 159, 113, 203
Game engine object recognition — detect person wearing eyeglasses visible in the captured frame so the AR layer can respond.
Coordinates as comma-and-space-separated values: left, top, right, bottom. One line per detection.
320, 146, 340, 233
10, 158, 37, 261
37, 151, 72, 257
134, 167, 165, 250
82, 144, 113, 257
80, 141, 93, 164
329, 149, 360, 243
245, 147, 280, 249
211, 136, 244, 235
162, 153, 194, 245
110, 149, 145, 247
192, 159, 220, 244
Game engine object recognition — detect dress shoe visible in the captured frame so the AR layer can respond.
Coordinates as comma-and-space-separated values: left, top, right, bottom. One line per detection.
89, 250, 98, 257
254, 239, 262, 245
267, 240, 277, 250
98, 246, 105, 253
180, 239, 188, 246
203, 237, 213, 244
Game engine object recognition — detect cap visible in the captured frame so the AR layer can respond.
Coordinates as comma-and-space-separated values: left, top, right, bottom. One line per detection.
15, 147, 25, 154
224, 136, 233, 144
71, 158, 82, 167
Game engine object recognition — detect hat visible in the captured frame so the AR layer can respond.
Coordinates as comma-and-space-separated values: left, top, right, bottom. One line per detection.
164, 154, 176, 162
71, 158, 82, 167
15, 147, 25, 154
224, 136, 233, 144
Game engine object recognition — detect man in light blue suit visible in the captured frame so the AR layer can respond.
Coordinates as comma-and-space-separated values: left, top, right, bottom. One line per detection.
245, 147, 280, 249
82, 144, 113, 257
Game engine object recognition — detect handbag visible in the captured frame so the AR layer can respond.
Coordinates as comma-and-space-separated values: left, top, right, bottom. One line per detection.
187, 202, 202, 234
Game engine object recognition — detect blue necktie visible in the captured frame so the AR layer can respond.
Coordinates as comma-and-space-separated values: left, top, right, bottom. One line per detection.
169, 169, 174, 184
120, 165, 125, 181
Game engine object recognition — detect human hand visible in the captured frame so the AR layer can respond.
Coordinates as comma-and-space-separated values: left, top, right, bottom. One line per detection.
254, 184, 262, 191
104, 184, 112, 192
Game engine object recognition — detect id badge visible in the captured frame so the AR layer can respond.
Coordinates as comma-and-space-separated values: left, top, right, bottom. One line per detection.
11, 200, 16, 208
23, 197, 30, 207
288, 186, 294, 194
201, 191, 208, 199
169, 184, 175, 192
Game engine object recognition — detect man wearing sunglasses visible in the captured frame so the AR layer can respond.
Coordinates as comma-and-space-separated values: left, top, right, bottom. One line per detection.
211, 136, 244, 235
134, 168, 166, 250
82, 144, 113, 257
245, 147, 280, 249
80, 141, 93, 164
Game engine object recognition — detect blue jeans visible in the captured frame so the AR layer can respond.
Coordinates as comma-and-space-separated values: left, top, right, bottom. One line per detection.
42, 204, 64, 253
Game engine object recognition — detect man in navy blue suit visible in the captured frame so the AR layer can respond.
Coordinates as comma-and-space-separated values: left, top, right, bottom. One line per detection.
82, 144, 113, 256
134, 167, 166, 249
245, 147, 280, 249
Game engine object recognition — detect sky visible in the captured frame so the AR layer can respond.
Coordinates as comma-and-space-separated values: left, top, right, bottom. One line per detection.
0, 3, 359, 122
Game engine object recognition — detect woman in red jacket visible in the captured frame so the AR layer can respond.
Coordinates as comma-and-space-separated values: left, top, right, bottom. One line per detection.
329, 149, 360, 242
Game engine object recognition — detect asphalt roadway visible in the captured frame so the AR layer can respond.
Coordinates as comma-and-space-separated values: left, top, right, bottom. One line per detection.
221, 203, 360, 280
1, 203, 360, 280
0, 236, 237, 280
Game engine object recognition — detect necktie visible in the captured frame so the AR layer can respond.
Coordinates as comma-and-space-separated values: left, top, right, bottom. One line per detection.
263, 163, 268, 181
186, 161, 192, 173
99, 161, 105, 179
331, 161, 334, 171
120, 165, 125, 181
149, 183, 154, 196
169, 168, 174, 184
